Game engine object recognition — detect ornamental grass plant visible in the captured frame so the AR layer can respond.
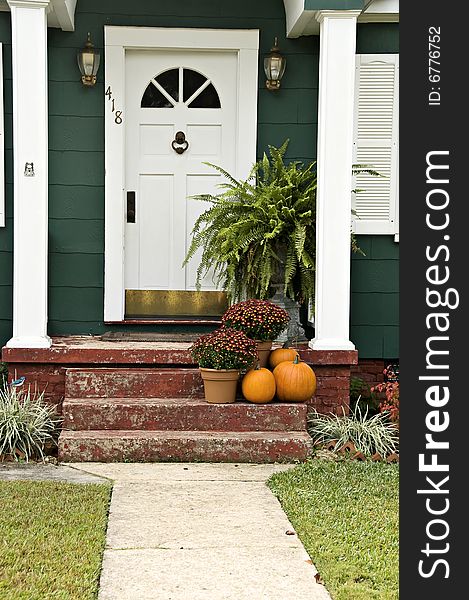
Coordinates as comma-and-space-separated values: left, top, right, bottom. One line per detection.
221, 299, 290, 341
0, 384, 61, 462
308, 404, 399, 458
190, 327, 258, 371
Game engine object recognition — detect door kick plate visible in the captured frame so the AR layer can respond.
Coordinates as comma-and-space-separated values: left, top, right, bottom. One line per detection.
125, 290, 228, 317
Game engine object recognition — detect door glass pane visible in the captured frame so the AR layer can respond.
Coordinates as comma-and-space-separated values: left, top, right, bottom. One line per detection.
155, 69, 179, 102
183, 69, 207, 102
141, 68, 220, 108
188, 83, 221, 108
141, 82, 174, 108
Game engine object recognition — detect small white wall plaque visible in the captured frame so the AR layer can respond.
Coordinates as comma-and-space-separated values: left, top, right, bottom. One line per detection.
24, 162, 35, 177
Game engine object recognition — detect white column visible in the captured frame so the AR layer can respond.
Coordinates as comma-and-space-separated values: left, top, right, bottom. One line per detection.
6, 0, 51, 348
310, 10, 361, 351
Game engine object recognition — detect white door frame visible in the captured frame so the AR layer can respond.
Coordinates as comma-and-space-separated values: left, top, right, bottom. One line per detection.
104, 26, 259, 322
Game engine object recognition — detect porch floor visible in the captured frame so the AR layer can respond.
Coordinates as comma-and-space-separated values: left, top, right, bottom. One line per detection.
2, 335, 197, 365
2, 335, 354, 367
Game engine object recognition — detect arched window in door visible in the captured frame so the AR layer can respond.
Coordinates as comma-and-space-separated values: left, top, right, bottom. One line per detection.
141, 68, 221, 108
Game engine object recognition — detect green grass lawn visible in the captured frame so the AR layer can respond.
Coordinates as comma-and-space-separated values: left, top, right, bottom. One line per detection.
268, 459, 398, 600
0, 480, 111, 600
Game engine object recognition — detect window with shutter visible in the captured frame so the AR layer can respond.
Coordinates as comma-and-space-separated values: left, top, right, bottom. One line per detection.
352, 54, 399, 237
0, 43, 4, 228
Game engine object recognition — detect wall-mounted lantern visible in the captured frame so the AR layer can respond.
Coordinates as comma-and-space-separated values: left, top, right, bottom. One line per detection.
264, 38, 286, 91
77, 33, 100, 86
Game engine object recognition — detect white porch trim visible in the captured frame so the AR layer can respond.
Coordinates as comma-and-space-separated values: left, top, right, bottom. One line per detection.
6, 0, 51, 348
48, 0, 76, 31
283, 0, 399, 38
1, 0, 77, 30
309, 10, 361, 351
103, 27, 259, 322
361, 0, 399, 23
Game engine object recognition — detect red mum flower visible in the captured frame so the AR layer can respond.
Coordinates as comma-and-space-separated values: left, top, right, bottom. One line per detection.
190, 327, 257, 370
221, 299, 290, 341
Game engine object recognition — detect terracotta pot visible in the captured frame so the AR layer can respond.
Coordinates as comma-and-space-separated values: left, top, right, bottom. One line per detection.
256, 340, 273, 368
199, 368, 240, 404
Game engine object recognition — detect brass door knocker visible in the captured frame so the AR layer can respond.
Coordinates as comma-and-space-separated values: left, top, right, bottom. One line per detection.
172, 131, 189, 154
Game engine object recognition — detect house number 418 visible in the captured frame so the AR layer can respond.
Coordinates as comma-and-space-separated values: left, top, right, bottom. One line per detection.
105, 86, 123, 125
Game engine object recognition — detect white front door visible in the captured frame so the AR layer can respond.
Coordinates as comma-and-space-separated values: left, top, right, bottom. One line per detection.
125, 50, 237, 298
104, 28, 259, 322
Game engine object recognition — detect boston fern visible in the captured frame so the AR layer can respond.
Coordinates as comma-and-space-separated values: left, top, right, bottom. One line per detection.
183, 141, 317, 303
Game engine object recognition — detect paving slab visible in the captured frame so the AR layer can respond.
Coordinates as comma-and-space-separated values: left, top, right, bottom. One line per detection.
105, 481, 303, 550
66, 461, 292, 482
0, 462, 107, 484
98, 547, 331, 600
69, 462, 331, 600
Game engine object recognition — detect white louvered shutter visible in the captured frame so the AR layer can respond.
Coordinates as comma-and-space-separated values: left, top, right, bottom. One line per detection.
352, 54, 399, 235
0, 43, 4, 228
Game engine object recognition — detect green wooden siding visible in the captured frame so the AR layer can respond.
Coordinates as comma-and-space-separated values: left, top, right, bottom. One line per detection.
351, 236, 399, 359
305, 0, 363, 9
356, 23, 399, 54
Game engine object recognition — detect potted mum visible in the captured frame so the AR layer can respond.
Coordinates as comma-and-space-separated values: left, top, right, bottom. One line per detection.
190, 327, 258, 404
221, 299, 290, 367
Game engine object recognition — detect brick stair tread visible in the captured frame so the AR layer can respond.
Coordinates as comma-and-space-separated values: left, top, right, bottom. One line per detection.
65, 367, 199, 372
63, 364, 199, 377
62, 397, 307, 432
64, 397, 206, 406
59, 430, 312, 463
63, 397, 307, 408
64, 367, 204, 399
64, 367, 200, 383
61, 430, 311, 441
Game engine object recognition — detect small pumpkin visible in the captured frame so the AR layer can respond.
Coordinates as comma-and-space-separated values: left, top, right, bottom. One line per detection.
269, 347, 299, 370
242, 365, 276, 404
273, 355, 316, 402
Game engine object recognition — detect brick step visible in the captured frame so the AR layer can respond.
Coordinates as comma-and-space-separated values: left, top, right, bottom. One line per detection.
58, 430, 312, 463
62, 397, 308, 432
65, 367, 204, 399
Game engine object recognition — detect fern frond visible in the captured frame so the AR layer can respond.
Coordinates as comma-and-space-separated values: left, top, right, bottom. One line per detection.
352, 164, 383, 178
203, 162, 242, 187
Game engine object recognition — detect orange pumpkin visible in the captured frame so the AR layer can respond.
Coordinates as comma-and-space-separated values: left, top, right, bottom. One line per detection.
273, 355, 316, 402
241, 365, 276, 404
269, 347, 299, 370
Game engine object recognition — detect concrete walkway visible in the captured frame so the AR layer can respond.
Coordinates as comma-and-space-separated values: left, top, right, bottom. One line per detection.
69, 463, 331, 600
0, 461, 106, 484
